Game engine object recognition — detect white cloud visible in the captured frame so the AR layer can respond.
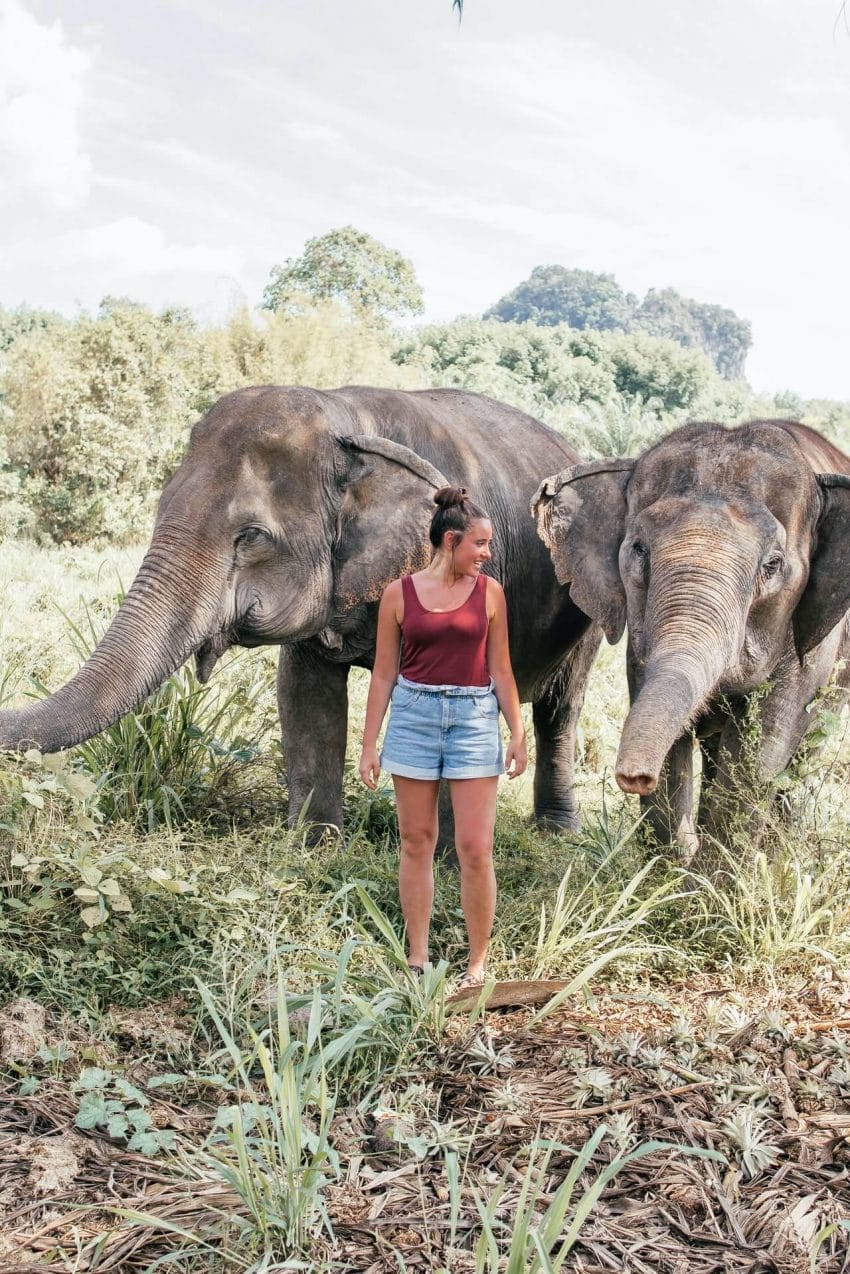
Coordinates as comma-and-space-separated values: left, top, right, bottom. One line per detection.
0, 0, 92, 208
287, 121, 343, 146
1, 1, 849, 397
3, 217, 246, 313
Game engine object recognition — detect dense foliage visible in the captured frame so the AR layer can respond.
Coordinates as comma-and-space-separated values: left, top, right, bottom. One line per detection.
485, 265, 638, 333
485, 265, 752, 379
261, 225, 424, 321
635, 287, 751, 379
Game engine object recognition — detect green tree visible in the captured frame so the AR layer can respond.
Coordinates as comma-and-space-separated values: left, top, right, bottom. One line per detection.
606, 331, 714, 414
393, 318, 616, 417
635, 287, 751, 379
0, 300, 213, 544
485, 265, 637, 332
209, 303, 421, 394
261, 226, 424, 322
0, 305, 66, 352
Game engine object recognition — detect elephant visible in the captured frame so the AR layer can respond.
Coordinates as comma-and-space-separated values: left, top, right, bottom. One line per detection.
533, 418, 850, 852
0, 385, 603, 835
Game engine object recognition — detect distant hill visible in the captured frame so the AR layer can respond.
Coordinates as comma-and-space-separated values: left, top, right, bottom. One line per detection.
485, 266, 751, 380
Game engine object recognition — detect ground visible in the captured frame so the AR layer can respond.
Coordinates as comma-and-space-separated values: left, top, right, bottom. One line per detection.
2, 976, 849, 1272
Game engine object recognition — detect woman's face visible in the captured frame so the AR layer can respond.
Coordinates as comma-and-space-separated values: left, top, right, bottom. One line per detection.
447, 518, 493, 576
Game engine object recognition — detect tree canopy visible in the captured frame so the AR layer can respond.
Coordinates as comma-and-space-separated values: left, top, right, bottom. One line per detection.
261, 225, 424, 322
635, 288, 751, 380
485, 265, 637, 332
485, 267, 751, 380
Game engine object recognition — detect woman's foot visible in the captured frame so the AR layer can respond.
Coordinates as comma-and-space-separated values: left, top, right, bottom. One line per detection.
407, 964, 424, 977
458, 968, 487, 992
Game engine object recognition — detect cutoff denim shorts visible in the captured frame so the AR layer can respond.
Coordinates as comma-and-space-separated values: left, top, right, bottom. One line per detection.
381, 674, 504, 781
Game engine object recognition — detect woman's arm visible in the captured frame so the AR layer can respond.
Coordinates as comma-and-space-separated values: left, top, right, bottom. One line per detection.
358, 580, 403, 789
485, 579, 528, 779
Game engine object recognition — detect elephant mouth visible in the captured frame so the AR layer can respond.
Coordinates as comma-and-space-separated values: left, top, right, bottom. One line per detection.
194, 617, 278, 681
195, 632, 235, 683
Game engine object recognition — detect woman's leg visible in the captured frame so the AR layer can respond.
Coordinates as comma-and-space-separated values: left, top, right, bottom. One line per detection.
449, 776, 499, 981
393, 775, 441, 968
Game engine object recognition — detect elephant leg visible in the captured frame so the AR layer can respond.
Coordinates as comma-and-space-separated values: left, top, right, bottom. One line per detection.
639, 735, 697, 859
697, 634, 847, 845
437, 781, 458, 864
277, 645, 349, 831
695, 727, 723, 833
756, 634, 845, 780
532, 625, 602, 831
708, 628, 849, 837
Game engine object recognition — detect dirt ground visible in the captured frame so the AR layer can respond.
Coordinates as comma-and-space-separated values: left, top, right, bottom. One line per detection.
1, 977, 849, 1272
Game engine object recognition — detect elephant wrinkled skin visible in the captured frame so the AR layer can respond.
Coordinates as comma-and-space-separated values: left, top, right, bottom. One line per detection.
0, 385, 602, 834
534, 419, 850, 851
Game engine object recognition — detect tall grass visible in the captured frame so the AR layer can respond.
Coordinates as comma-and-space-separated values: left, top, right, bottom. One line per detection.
467, 1128, 723, 1273
689, 843, 850, 975
42, 597, 275, 829
195, 970, 339, 1257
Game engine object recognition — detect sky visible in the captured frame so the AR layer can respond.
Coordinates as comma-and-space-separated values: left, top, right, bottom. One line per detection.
1, 0, 850, 399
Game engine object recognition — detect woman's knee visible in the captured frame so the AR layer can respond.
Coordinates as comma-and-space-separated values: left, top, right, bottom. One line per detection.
455, 839, 494, 873
400, 826, 438, 862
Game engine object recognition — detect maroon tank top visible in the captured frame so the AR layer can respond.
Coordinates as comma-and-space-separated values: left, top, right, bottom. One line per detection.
399, 574, 490, 687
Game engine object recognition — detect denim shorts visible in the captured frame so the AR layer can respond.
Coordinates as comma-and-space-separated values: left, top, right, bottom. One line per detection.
381, 674, 504, 781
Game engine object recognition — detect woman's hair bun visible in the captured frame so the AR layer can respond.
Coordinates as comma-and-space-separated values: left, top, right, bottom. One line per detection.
433, 485, 468, 510
428, 484, 488, 548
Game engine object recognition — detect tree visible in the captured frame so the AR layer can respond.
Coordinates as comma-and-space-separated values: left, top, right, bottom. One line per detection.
635, 288, 751, 379
606, 331, 714, 414
0, 305, 65, 352
485, 265, 637, 332
0, 301, 209, 543
261, 226, 424, 322
487, 267, 751, 380
393, 317, 615, 414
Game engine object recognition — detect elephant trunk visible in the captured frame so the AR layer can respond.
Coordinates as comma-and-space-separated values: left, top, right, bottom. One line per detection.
0, 520, 228, 753
615, 549, 749, 795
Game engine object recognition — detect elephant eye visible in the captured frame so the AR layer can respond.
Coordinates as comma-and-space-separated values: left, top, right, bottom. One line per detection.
761, 552, 784, 582
626, 539, 649, 584
236, 526, 269, 548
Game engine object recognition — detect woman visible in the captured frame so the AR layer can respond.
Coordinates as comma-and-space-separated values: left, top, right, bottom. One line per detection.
358, 486, 527, 990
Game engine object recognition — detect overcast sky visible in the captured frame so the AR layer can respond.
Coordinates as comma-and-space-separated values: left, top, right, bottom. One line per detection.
2, 0, 849, 398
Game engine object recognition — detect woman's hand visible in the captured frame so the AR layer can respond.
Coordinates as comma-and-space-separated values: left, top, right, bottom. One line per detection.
505, 734, 528, 779
359, 746, 381, 790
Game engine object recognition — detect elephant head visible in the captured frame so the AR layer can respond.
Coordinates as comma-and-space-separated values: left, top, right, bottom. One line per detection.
0, 386, 447, 753
533, 420, 850, 796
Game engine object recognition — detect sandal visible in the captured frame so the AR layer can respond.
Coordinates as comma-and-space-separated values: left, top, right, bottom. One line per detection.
407, 964, 425, 977
457, 970, 487, 992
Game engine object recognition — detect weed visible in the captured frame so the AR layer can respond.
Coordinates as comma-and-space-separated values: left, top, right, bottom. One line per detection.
467, 1126, 724, 1271
47, 593, 275, 829
719, 1106, 781, 1180
531, 845, 677, 986
689, 843, 850, 976
73, 1066, 176, 1155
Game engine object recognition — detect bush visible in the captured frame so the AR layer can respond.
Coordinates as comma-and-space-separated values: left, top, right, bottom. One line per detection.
0, 300, 212, 543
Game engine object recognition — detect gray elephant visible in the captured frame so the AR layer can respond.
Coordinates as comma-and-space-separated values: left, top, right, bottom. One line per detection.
0, 385, 602, 833
534, 419, 850, 851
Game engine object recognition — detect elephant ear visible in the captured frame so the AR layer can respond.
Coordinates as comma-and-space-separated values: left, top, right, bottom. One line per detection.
333, 435, 448, 608
793, 474, 850, 657
532, 458, 634, 644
